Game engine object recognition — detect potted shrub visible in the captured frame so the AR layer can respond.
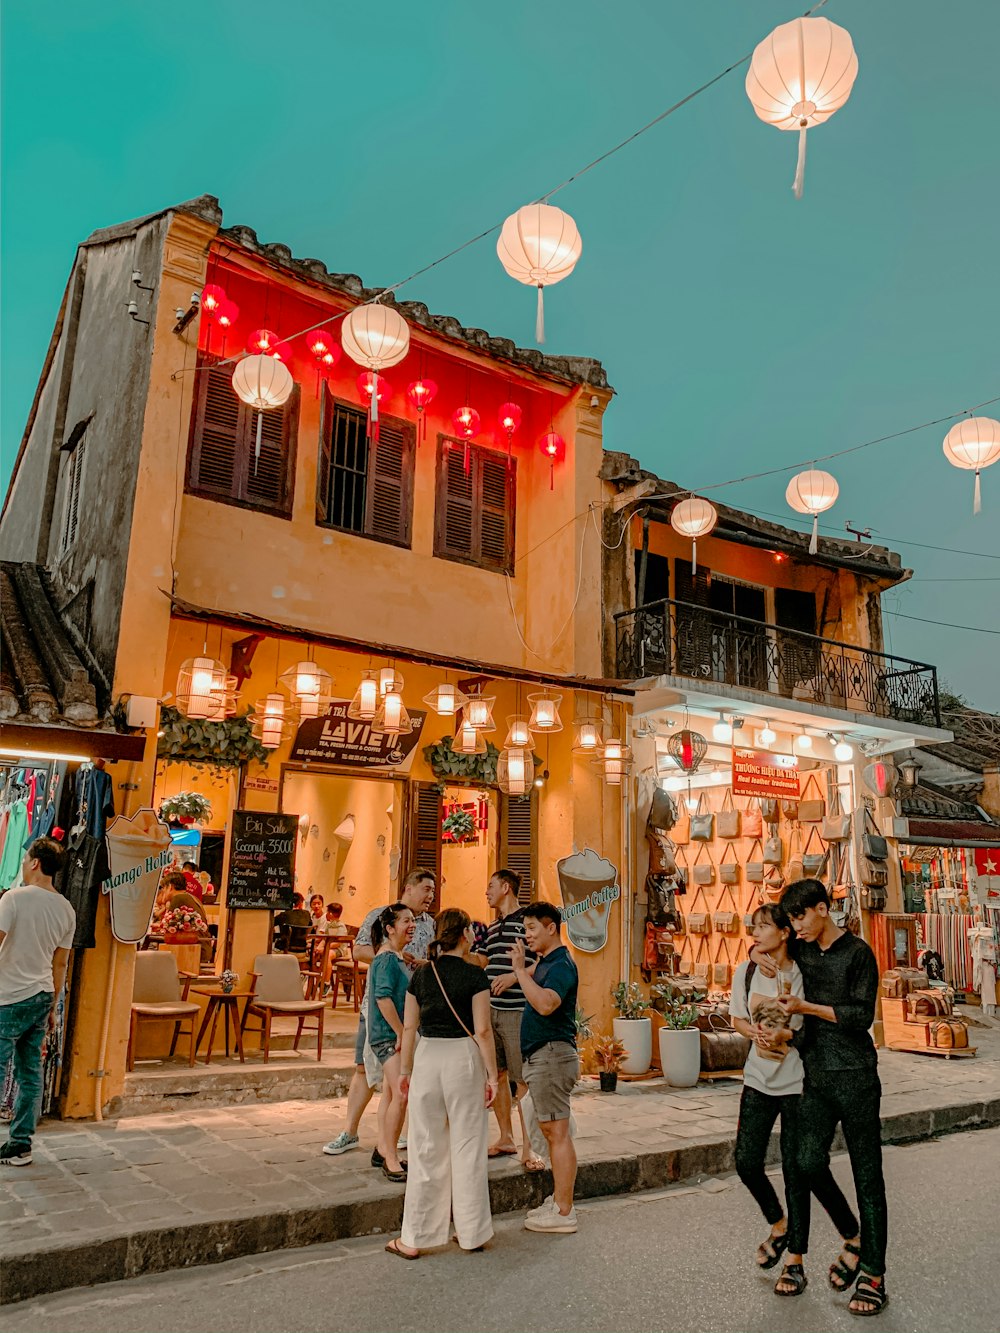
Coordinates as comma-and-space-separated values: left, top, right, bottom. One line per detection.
159, 791, 213, 826
657, 996, 701, 1088
611, 981, 652, 1075
593, 1034, 628, 1092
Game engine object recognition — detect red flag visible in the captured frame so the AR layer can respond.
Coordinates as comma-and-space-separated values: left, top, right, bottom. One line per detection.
973, 848, 1000, 897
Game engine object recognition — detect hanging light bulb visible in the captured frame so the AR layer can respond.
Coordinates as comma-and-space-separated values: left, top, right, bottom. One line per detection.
574, 719, 603, 752
348, 670, 379, 721
670, 498, 717, 574
795, 732, 814, 752
759, 720, 777, 747
833, 736, 854, 762
454, 720, 487, 755
711, 767, 726, 785
712, 716, 733, 743
538, 432, 566, 489
452, 405, 480, 440
528, 691, 563, 733
498, 401, 522, 463
247, 328, 281, 357
423, 682, 468, 717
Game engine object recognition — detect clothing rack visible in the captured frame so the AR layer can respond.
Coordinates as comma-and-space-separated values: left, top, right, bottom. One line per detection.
915, 913, 976, 992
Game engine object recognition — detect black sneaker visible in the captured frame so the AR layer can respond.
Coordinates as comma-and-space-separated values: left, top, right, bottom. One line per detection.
0, 1143, 32, 1167
371, 1148, 385, 1168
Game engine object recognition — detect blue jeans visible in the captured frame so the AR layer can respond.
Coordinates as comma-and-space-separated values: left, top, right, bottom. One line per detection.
0, 991, 53, 1150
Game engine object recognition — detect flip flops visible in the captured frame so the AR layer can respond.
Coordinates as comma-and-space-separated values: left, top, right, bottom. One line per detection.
385, 1238, 418, 1260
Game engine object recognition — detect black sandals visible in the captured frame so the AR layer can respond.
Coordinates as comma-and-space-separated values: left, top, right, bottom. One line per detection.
849, 1275, 889, 1317
774, 1263, 808, 1297
829, 1240, 862, 1291
756, 1231, 790, 1270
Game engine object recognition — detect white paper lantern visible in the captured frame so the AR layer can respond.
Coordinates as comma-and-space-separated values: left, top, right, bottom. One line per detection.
745, 17, 858, 199
942, 416, 1000, 514
341, 304, 410, 440
232, 354, 294, 470
786, 469, 839, 553
497, 203, 582, 343
251, 693, 290, 750
497, 746, 530, 797
670, 497, 717, 573
279, 660, 332, 719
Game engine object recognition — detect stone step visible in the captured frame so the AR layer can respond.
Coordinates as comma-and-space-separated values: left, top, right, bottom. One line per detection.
112, 1057, 354, 1118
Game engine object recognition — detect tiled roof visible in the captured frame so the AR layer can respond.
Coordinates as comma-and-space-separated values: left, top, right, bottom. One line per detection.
0, 563, 104, 726
900, 781, 987, 823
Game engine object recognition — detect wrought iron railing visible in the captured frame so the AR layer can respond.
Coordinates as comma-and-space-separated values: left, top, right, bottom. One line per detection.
615, 598, 941, 727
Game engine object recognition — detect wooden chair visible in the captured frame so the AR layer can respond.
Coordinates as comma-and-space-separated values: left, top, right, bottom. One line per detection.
127, 952, 201, 1071
242, 955, 326, 1062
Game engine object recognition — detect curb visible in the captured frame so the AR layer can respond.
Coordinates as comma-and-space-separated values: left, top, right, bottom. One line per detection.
4, 1095, 999, 1305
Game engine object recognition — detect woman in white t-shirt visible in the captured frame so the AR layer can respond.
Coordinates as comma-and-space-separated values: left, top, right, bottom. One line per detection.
730, 902, 860, 1298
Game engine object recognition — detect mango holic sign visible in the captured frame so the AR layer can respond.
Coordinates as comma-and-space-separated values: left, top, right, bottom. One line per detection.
289, 700, 426, 770
102, 809, 173, 944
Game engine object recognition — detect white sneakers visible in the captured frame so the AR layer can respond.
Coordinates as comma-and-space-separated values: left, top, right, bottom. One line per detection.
524, 1195, 578, 1233
322, 1132, 359, 1156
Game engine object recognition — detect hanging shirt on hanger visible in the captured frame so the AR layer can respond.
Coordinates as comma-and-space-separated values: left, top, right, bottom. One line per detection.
0, 802, 29, 890
58, 829, 105, 949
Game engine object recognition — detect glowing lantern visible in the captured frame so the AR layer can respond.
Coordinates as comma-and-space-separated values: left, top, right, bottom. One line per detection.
497, 746, 530, 797
746, 16, 858, 199
454, 720, 487, 755
423, 682, 468, 716
574, 718, 604, 753
358, 372, 392, 409
786, 470, 839, 553
307, 331, 340, 395
498, 401, 523, 462
373, 688, 411, 736
201, 284, 225, 314
215, 298, 238, 331
863, 758, 898, 799
251, 693, 291, 750
175, 655, 231, 721
539, 432, 565, 489
669, 497, 717, 573
279, 659, 332, 719
378, 668, 402, 697
464, 694, 496, 733
505, 716, 533, 747
452, 406, 480, 439
247, 328, 281, 356
602, 737, 632, 786
942, 416, 1000, 514
271, 341, 293, 365
231, 355, 294, 469
666, 728, 708, 774
528, 691, 563, 733
497, 203, 583, 343
348, 670, 379, 722
341, 303, 410, 441
407, 379, 438, 443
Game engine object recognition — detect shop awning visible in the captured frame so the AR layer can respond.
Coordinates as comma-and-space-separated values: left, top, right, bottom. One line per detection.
894, 815, 1000, 849
0, 721, 146, 763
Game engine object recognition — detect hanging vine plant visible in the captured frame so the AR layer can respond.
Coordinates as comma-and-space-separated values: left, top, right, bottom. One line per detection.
157, 706, 270, 770
422, 735, 541, 791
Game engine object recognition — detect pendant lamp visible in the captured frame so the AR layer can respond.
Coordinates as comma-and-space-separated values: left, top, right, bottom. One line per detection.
454, 720, 487, 755
666, 728, 708, 775
348, 670, 380, 722
786, 470, 839, 553
669, 498, 717, 573
602, 737, 633, 786
423, 682, 468, 717
232, 355, 294, 470
175, 655, 232, 721
279, 659, 333, 719
373, 687, 411, 736
250, 693, 294, 750
497, 203, 582, 343
528, 691, 563, 733
504, 715, 533, 747
497, 746, 530, 797
341, 303, 410, 441
464, 693, 496, 733
942, 416, 1000, 514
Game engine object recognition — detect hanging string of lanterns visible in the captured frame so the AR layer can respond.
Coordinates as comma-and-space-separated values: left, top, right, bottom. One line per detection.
341, 303, 411, 442
497, 203, 583, 344
669, 497, 717, 573
942, 416, 1000, 514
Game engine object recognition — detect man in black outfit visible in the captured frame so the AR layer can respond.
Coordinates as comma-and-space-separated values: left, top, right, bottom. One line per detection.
775, 879, 888, 1318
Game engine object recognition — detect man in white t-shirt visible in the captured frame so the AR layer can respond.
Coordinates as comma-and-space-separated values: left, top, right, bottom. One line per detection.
0, 837, 76, 1166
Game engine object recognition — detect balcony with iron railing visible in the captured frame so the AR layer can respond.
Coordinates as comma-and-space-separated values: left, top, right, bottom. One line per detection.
615, 598, 941, 728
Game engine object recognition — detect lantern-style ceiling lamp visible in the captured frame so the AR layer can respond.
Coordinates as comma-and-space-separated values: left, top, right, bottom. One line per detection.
498, 402, 523, 461
602, 737, 633, 786
574, 717, 604, 754
528, 691, 563, 733
454, 720, 487, 755
341, 303, 410, 441
538, 432, 566, 490
786, 469, 839, 553
497, 746, 531, 797
379, 667, 403, 697
942, 416, 1000, 514
666, 728, 708, 774
406, 379, 438, 443
452, 405, 481, 440
670, 497, 717, 573
504, 715, 533, 747
497, 203, 583, 344
175, 655, 232, 721
712, 714, 733, 744
200, 284, 226, 315
464, 693, 496, 733
863, 757, 898, 799
279, 659, 333, 719
898, 756, 923, 789
745, 16, 859, 199
348, 669, 380, 722
373, 686, 411, 736
247, 328, 281, 357
423, 681, 468, 717
250, 693, 296, 750
231, 355, 294, 468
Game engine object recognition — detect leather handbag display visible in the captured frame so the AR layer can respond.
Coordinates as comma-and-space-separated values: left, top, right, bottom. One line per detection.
647, 787, 678, 833
692, 936, 711, 983
690, 792, 714, 842
781, 797, 800, 822
760, 798, 779, 824
717, 788, 741, 841
719, 853, 741, 885
798, 772, 826, 823
860, 884, 887, 911
712, 887, 740, 935
783, 827, 804, 884
822, 789, 852, 842
927, 1017, 969, 1050
764, 833, 783, 866
801, 826, 828, 877
862, 810, 889, 862
673, 846, 689, 897
643, 923, 676, 973
862, 861, 889, 887
686, 886, 712, 935
742, 803, 764, 839
692, 843, 715, 886
746, 839, 765, 883
646, 828, 676, 876
672, 812, 691, 846
645, 874, 678, 929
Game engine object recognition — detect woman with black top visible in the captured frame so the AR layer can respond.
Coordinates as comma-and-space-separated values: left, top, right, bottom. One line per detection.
385, 909, 499, 1260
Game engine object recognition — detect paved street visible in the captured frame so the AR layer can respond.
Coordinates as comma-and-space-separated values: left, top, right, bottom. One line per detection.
2, 1126, 995, 1333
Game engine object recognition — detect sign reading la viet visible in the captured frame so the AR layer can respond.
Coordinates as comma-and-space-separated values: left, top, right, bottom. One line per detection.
288, 700, 427, 770
732, 748, 801, 800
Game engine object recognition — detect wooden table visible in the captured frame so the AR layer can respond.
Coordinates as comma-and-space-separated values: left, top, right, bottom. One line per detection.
192, 988, 251, 1064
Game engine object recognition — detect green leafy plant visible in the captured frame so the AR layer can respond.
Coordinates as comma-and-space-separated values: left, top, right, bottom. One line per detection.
159, 791, 213, 823
593, 1034, 628, 1073
650, 980, 707, 1012
611, 981, 648, 1021
658, 996, 700, 1030
422, 735, 541, 790
157, 707, 269, 770
442, 808, 477, 842
574, 1007, 596, 1042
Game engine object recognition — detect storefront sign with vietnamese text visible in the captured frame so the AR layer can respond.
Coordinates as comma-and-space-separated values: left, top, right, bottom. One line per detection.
732, 748, 800, 799
289, 700, 426, 770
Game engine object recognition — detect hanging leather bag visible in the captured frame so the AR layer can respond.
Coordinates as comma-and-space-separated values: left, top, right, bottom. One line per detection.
712, 885, 740, 935
798, 772, 826, 823
781, 796, 800, 822
685, 886, 712, 935
862, 861, 889, 888
763, 865, 784, 902
783, 827, 804, 884
690, 792, 714, 842
860, 884, 887, 911
692, 843, 715, 886
711, 937, 732, 989
801, 826, 828, 877
742, 801, 764, 839
822, 789, 852, 842
719, 851, 740, 885
760, 798, 779, 824
862, 810, 888, 862
672, 810, 691, 846
717, 788, 741, 841
645, 874, 678, 929
647, 786, 678, 833
764, 832, 783, 866
692, 935, 711, 983
746, 839, 765, 883
646, 827, 676, 876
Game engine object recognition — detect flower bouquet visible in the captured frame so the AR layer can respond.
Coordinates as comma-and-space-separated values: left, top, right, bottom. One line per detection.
219, 969, 239, 995
161, 906, 208, 944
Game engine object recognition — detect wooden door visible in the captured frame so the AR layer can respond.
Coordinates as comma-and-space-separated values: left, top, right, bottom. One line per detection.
499, 789, 538, 905
407, 782, 443, 911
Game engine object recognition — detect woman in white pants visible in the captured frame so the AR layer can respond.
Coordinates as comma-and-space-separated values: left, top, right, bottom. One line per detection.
385, 909, 499, 1259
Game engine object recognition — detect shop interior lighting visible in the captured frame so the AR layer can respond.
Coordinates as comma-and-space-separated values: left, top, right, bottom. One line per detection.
348, 670, 380, 722
712, 714, 733, 744
662, 774, 685, 792
465, 693, 496, 732
828, 733, 854, 762
379, 667, 402, 697
758, 719, 777, 747
504, 715, 533, 747
423, 682, 468, 717
794, 731, 814, 752
528, 691, 563, 733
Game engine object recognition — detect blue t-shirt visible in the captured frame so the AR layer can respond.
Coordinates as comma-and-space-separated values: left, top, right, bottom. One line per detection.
520, 945, 578, 1058
368, 951, 409, 1048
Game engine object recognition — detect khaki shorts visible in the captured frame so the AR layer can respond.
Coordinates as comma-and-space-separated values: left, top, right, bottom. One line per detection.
523, 1042, 579, 1122
491, 1007, 524, 1083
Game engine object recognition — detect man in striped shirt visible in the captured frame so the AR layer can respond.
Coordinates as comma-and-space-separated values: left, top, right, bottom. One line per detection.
480, 869, 544, 1171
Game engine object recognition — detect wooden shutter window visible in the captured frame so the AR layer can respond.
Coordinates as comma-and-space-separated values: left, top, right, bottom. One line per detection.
188, 358, 244, 498
367, 420, 415, 546
500, 789, 537, 905
434, 438, 515, 573
407, 783, 443, 912
479, 451, 512, 570
316, 395, 414, 546
437, 443, 476, 560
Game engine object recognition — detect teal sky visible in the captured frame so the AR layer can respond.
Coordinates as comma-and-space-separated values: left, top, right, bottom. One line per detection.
2, 1, 998, 710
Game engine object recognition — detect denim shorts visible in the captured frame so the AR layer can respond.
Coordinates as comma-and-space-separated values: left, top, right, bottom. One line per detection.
354, 1012, 367, 1065
372, 1037, 398, 1065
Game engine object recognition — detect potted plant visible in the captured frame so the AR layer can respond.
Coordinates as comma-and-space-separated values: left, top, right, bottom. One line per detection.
159, 791, 213, 826
219, 969, 239, 995
442, 807, 477, 844
611, 981, 652, 1075
657, 996, 701, 1088
593, 1034, 628, 1092
160, 906, 209, 945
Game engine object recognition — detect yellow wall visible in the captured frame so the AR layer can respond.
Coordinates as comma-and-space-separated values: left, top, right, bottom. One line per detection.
440, 785, 497, 924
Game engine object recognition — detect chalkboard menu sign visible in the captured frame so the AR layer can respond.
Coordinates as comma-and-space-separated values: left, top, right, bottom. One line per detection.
225, 811, 298, 911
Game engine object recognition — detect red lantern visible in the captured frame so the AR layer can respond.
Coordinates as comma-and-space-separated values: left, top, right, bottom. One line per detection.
309, 331, 340, 396
357, 371, 392, 404
247, 328, 280, 356
407, 379, 438, 443
498, 401, 522, 465
539, 431, 566, 489
201, 283, 226, 314
271, 341, 293, 364
216, 298, 238, 330
452, 406, 480, 439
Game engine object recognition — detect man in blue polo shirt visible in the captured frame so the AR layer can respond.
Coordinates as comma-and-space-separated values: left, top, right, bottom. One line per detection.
512, 900, 579, 1234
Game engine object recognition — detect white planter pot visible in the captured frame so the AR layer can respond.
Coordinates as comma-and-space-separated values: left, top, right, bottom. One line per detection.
612, 1017, 652, 1075
659, 1026, 701, 1088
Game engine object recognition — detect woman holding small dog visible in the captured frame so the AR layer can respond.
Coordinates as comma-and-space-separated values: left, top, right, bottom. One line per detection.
730, 902, 861, 1298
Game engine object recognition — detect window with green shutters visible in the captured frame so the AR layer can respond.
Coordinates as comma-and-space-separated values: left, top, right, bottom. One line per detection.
434, 437, 515, 573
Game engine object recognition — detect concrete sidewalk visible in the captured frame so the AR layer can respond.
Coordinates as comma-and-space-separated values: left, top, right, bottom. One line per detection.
3, 1017, 999, 1306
